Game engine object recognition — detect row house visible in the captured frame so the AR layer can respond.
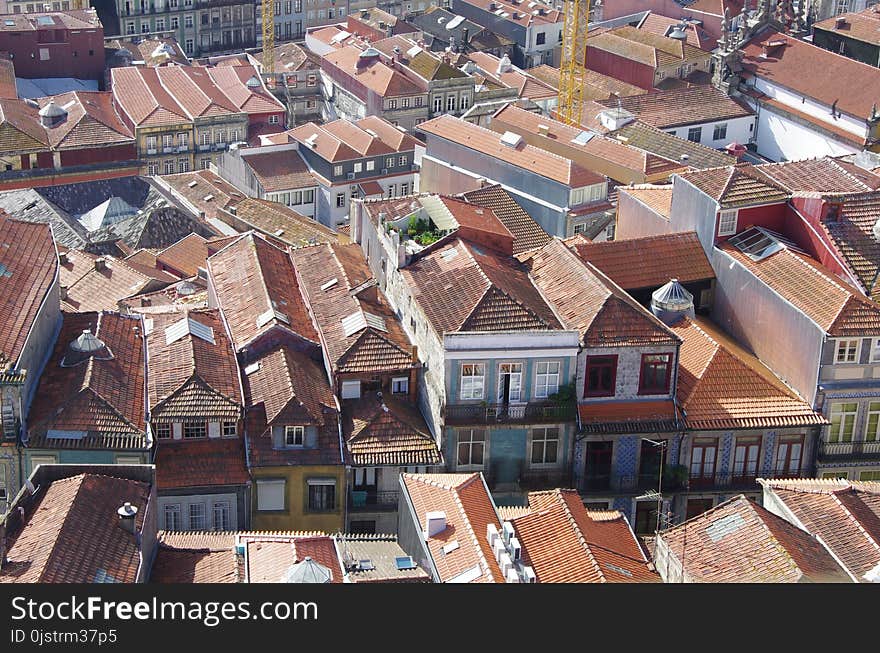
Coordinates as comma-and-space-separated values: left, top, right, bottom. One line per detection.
22, 311, 152, 494
111, 64, 284, 175
449, 0, 563, 68
147, 309, 250, 532
0, 9, 104, 81
812, 7, 880, 68
291, 242, 441, 533
115, 0, 256, 57
207, 232, 346, 532
0, 92, 139, 191
585, 25, 712, 91
462, 52, 557, 114
351, 200, 580, 499
0, 216, 59, 512
418, 114, 613, 238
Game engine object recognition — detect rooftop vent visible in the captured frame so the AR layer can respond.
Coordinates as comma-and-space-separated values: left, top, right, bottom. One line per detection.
165, 315, 215, 345
283, 556, 332, 583
38, 100, 68, 128
496, 53, 513, 74
650, 278, 694, 326
835, 16, 847, 29
246, 75, 261, 88
500, 131, 523, 148
597, 108, 634, 131
668, 23, 688, 40
61, 328, 114, 367
728, 226, 805, 261
177, 280, 197, 296
117, 502, 138, 535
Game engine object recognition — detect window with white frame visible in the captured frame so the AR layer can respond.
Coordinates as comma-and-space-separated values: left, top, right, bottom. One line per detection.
457, 429, 486, 468
333, 165, 343, 176
307, 479, 335, 511
164, 504, 181, 530
354, 162, 362, 173
460, 363, 485, 400
835, 338, 860, 363
717, 209, 738, 236
713, 123, 728, 141
155, 423, 171, 439
535, 361, 560, 398
366, 160, 375, 171
189, 503, 206, 530
268, 114, 279, 124
398, 156, 407, 166
222, 421, 237, 437
256, 478, 286, 511
183, 422, 206, 439
285, 425, 304, 446
386, 157, 395, 168
341, 380, 361, 399
212, 501, 231, 530
866, 401, 880, 442
829, 402, 857, 443
530, 427, 559, 466
391, 376, 408, 394
336, 193, 346, 208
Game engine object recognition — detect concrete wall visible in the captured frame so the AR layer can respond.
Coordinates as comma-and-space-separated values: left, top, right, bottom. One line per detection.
669, 175, 723, 255
396, 474, 438, 581
615, 190, 673, 240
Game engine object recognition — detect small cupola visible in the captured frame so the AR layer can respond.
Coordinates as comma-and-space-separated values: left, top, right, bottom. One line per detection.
60, 328, 114, 367
246, 75, 261, 88
38, 100, 68, 128
651, 278, 695, 326
282, 556, 332, 583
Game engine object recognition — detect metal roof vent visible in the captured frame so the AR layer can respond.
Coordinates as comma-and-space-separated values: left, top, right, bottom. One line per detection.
668, 24, 688, 40
651, 278, 694, 325
117, 502, 138, 535
496, 54, 512, 74
177, 279, 197, 296
61, 328, 114, 367
246, 75, 261, 88
283, 556, 332, 583
38, 100, 68, 128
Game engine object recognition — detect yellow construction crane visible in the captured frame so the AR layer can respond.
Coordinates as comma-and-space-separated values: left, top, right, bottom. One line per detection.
557, 0, 591, 126
262, 0, 275, 79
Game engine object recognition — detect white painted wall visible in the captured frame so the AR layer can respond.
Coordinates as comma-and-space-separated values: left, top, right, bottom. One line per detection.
663, 115, 755, 149
753, 103, 859, 162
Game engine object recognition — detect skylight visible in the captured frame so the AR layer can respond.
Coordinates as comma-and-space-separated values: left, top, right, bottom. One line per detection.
727, 226, 805, 262
244, 361, 261, 375
705, 513, 747, 543
571, 130, 595, 146
256, 307, 290, 328
395, 556, 417, 570
164, 316, 215, 345
320, 278, 339, 291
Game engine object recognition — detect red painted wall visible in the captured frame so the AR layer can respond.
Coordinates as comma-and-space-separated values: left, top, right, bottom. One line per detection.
585, 46, 655, 90
61, 144, 137, 166
783, 197, 854, 283
5, 25, 105, 80
714, 202, 789, 243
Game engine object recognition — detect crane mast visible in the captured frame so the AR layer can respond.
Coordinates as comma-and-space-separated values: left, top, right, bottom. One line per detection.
558, 0, 591, 126
262, 0, 275, 78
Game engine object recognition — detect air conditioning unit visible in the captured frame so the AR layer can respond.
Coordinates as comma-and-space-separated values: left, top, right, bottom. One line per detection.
499, 552, 513, 577
502, 521, 515, 544
522, 566, 537, 583
487, 523, 500, 548
509, 537, 522, 561
493, 537, 506, 563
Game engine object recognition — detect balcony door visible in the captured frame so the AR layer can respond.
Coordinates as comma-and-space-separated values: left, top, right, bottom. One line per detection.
775, 435, 804, 477
732, 437, 760, 485
583, 441, 613, 491
497, 363, 522, 405
689, 438, 717, 488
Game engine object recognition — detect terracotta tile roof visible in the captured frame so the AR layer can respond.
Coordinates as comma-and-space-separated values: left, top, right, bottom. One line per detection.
243, 149, 316, 192
587, 26, 709, 68
465, 52, 559, 101
525, 63, 644, 101
741, 28, 880, 120
816, 192, 880, 302
207, 65, 286, 116
291, 242, 414, 374
230, 199, 337, 248
569, 231, 713, 290
151, 532, 238, 583
62, 253, 163, 313
287, 116, 419, 164
760, 478, 880, 582
596, 86, 752, 130
110, 66, 190, 128
0, 58, 16, 100
207, 232, 318, 351
155, 437, 249, 490
578, 399, 679, 434
109, 37, 190, 67
122, 277, 209, 313
401, 237, 561, 335
155, 233, 209, 278
756, 157, 880, 194
657, 494, 851, 583
616, 185, 673, 220
265, 41, 316, 73
524, 238, 679, 347
671, 316, 826, 430
324, 46, 424, 98
158, 170, 247, 221
342, 394, 441, 466
401, 473, 504, 583
0, 473, 150, 584
459, 184, 550, 254
609, 121, 736, 170
0, 98, 49, 151
242, 534, 343, 583
419, 114, 604, 187
354, 115, 423, 151
636, 13, 714, 50
678, 163, 791, 208
38, 92, 134, 149
146, 309, 242, 421
335, 534, 431, 583
720, 237, 880, 336
244, 345, 343, 467
511, 489, 658, 583
0, 9, 101, 32
0, 216, 56, 370
814, 7, 880, 45
28, 311, 147, 450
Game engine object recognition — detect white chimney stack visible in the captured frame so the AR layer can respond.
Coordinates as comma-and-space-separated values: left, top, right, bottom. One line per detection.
117, 502, 138, 535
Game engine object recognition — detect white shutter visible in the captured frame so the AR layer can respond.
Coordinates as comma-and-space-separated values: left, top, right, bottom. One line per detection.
366, 467, 376, 486
208, 422, 221, 438
257, 479, 286, 511
341, 380, 361, 399
172, 423, 183, 440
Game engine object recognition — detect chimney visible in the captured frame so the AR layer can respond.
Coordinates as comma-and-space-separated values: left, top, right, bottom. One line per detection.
537, 123, 550, 136
94, 257, 107, 271
835, 16, 846, 29
425, 510, 447, 537
58, 251, 68, 265
411, 344, 419, 365
117, 502, 138, 535
59, 285, 68, 301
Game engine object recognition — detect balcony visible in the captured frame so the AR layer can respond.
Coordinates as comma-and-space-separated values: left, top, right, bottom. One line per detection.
197, 144, 211, 151
162, 146, 175, 154
444, 401, 575, 425
818, 440, 880, 461
146, 148, 158, 155
177, 145, 190, 153
349, 490, 398, 512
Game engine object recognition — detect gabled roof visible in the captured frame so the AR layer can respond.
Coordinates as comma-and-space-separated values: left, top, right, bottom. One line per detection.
0, 473, 150, 584
291, 242, 414, 375
657, 494, 851, 583
39, 91, 134, 150
373, 36, 468, 81
525, 63, 644, 101
241, 533, 344, 583
229, 199, 338, 249
595, 85, 753, 130
510, 489, 658, 583
243, 149, 316, 192
155, 437, 249, 491
155, 233, 209, 278
568, 231, 714, 290
636, 12, 714, 50
587, 25, 709, 67
401, 473, 503, 583
617, 184, 674, 219
756, 157, 880, 195
28, 311, 147, 449
0, 215, 56, 370
0, 98, 49, 151
523, 238, 679, 347
61, 252, 163, 313
158, 169, 247, 221
609, 121, 736, 170
342, 394, 441, 466
419, 114, 603, 187
814, 6, 880, 46
401, 237, 561, 335
323, 45, 423, 98
207, 232, 318, 351
288, 116, 419, 162
678, 163, 791, 208
110, 66, 190, 128
459, 184, 550, 254
671, 316, 826, 430
464, 52, 558, 101
207, 64, 286, 115
741, 27, 880, 120
151, 531, 238, 583
759, 478, 880, 582
720, 234, 880, 336
146, 309, 241, 421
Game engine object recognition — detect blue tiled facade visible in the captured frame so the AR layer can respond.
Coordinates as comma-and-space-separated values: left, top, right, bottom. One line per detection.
761, 431, 777, 474
613, 436, 639, 481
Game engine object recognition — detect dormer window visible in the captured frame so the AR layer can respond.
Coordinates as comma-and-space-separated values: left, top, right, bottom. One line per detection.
835, 338, 860, 364
183, 422, 206, 439
639, 354, 672, 395
285, 425, 304, 447
155, 423, 172, 439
